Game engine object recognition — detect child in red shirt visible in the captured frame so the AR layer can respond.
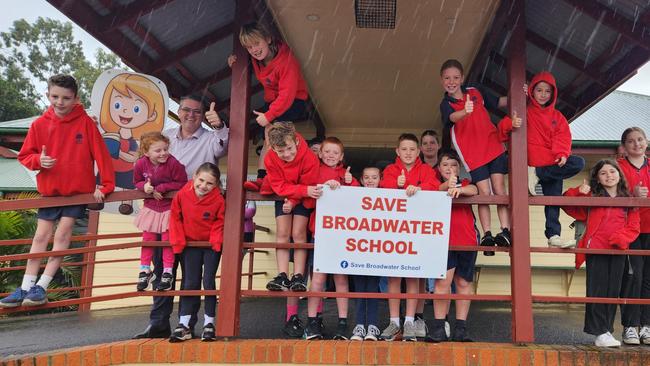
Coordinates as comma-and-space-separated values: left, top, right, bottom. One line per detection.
379, 133, 440, 342
261, 122, 320, 337
500, 71, 585, 248
229, 22, 310, 192
1, 75, 115, 308
427, 150, 479, 343
168, 163, 224, 342
303, 137, 359, 340
439, 59, 511, 254
616, 127, 650, 344
133, 132, 187, 292
562, 160, 640, 347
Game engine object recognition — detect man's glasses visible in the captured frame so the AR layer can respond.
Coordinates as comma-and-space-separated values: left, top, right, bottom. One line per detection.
179, 107, 203, 115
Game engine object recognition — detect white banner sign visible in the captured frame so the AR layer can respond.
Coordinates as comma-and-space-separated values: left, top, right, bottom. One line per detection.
314, 186, 451, 278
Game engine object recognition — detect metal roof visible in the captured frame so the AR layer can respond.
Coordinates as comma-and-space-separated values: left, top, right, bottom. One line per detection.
571, 90, 650, 142
0, 156, 37, 192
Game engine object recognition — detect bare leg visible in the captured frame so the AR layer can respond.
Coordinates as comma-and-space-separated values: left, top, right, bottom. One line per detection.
475, 179, 492, 232
490, 173, 510, 229
333, 274, 349, 318
434, 269, 455, 319
388, 277, 401, 318
308, 272, 327, 317
24, 219, 55, 276
275, 215, 292, 273
453, 276, 473, 321
291, 216, 309, 275
258, 125, 271, 170
416, 278, 426, 314
405, 278, 419, 318
42, 217, 76, 277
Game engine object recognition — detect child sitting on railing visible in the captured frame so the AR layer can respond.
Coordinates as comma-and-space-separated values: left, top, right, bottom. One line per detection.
0, 74, 115, 308
133, 132, 187, 292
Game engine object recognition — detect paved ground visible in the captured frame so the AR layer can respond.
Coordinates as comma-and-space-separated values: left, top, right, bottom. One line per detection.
0, 298, 643, 358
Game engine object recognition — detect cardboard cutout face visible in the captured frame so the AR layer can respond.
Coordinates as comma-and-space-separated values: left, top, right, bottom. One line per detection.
91, 70, 169, 190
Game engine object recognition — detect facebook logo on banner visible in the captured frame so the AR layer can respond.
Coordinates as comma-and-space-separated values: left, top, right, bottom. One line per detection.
340, 260, 349, 269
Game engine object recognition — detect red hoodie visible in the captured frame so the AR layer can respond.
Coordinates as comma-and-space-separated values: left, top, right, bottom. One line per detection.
562, 187, 640, 268
499, 72, 572, 167
617, 157, 650, 232
252, 41, 309, 122
309, 163, 360, 233
380, 158, 440, 190
169, 181, 225, 254
261, 132, 320, 208
18, 104, 115, 196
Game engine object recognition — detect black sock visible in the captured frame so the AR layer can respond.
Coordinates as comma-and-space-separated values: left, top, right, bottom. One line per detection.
338, 317, 347, 324
257, 169, 267, 179
308, 316, 318, 323
432, 318, 445, 328
415, 313, 424, 321
455, 319, 466, 328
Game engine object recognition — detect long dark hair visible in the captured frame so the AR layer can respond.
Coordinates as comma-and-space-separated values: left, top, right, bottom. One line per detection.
589, 159, 629, 198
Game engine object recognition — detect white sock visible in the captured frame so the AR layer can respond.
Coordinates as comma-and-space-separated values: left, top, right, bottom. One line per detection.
404, 316, 414, 325
390, 317, 400, 326
204, 315, 215, 326
36, 275, 54, 289
179, 315, 191, 327
21, 275, 37, 291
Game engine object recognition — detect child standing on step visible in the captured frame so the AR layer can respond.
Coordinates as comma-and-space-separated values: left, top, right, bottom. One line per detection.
133, 131, 187, 292
562, 159, 640, 347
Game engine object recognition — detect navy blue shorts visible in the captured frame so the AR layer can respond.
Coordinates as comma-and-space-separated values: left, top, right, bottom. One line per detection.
469, 152, 508, 183
274, 201, 312, 218
37, 204, 86, 221
447, 250, 477, 282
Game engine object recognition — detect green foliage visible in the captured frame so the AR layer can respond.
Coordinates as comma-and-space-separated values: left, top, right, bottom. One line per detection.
0, 17, 125, 116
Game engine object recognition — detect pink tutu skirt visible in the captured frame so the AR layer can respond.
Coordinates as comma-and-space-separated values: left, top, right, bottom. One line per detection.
134, 207, 170, 233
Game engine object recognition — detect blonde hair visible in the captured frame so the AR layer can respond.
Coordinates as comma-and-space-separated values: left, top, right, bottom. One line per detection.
139, 131, 169, 157
239, 22, 278, 55
268, 121, 297, 148
100, 73, 165, 138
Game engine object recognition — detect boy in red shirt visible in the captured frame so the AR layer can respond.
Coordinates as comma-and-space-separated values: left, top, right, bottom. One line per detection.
262, 121, 321, 337
1, 75, 114, 308
427, 150, 479, 343
379, 133, 440, 341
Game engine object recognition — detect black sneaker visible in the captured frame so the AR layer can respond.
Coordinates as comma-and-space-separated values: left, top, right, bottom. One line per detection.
289, 273, 307, 292
451, 325, 472, 342
137, 271, 155, 291
156, 272, 173, 291
201, 323, 216, 341
425, 320, 448, 343
481, 231, 496, 256
266, 272, 291, 291
332, 319, 348, 340
317, 312, 324, 328
283, 315, 304, 338
169, 324, 192, 342
303, 318, 323, 340
495, 228, 512, 247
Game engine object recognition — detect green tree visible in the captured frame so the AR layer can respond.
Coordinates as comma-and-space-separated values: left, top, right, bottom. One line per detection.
0, 17, 125, 114
0, 62, 41, 121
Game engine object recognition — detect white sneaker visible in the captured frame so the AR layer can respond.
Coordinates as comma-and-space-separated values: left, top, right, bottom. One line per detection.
445, 321, 451, 338
547, 235, 577, 248
414, 317, 427, 338
595, 332, 621, 347
639, 325, 650, 345
528, 167, 539, 196
623, 327, 641, 345
351, 324, 366, 341
365, 324, 381, 341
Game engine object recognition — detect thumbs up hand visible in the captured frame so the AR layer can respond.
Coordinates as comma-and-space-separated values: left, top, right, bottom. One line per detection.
397, 169, 406, 188
40, 145, 56, 169
634, 181, 648, 198
205, 102, 223, 129
344, 166, 353, 184
464, 94, 474, 114
144, 178, 154, 194
253, 110, 270, 127
449, 173, 458, 188
282, 198, 293, 213
512, 111, 522, 128
579, 179, 591, 195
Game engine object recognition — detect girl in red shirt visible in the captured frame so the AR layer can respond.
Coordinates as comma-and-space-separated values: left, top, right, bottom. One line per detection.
563, 159, 640, 347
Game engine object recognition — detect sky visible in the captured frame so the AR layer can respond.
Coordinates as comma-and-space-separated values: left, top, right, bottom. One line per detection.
1, 0, 649, 96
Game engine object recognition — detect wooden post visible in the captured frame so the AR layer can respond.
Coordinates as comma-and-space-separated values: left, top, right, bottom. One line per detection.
507, 0, 535, 343
216, 0, 252, 337
78, 210, 99, 312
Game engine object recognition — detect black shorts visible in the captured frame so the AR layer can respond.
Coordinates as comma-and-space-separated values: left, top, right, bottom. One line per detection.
469, 152, 508, 183
274, 201, 312, 218
37, 204, 86, 221
447, 250, 478, 282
